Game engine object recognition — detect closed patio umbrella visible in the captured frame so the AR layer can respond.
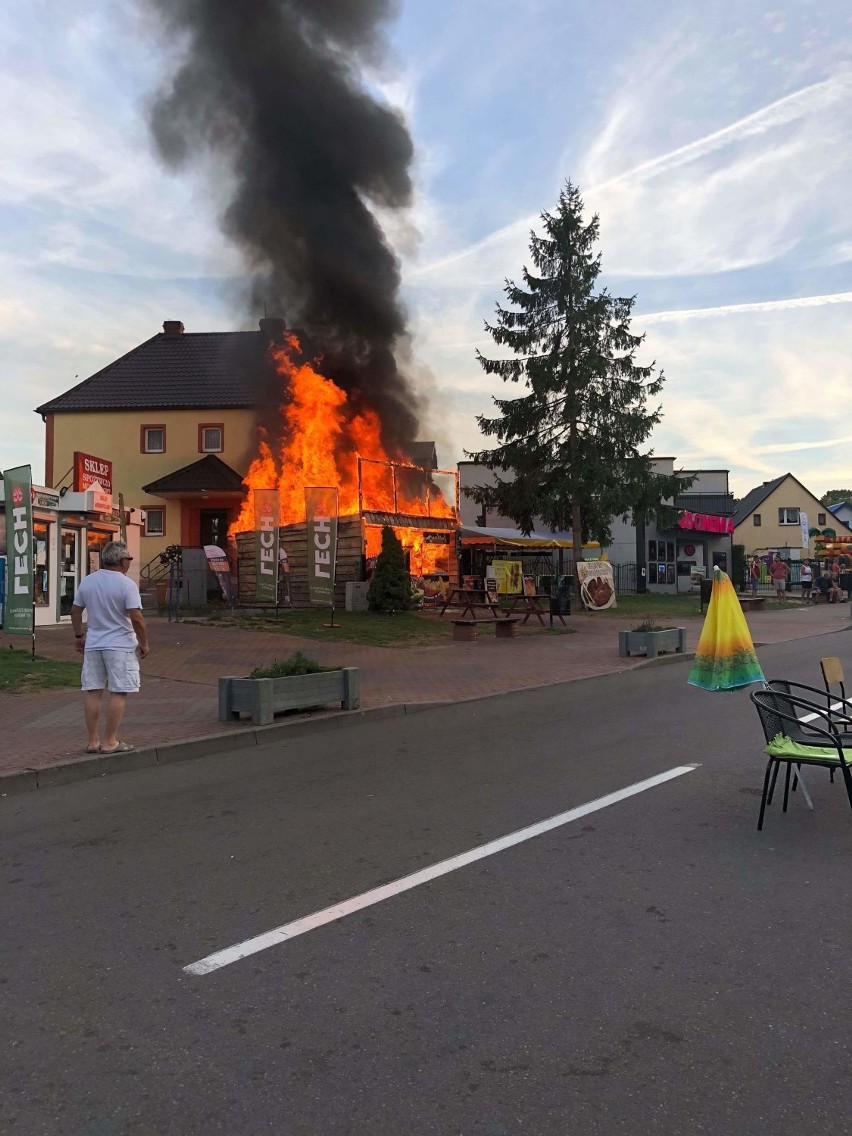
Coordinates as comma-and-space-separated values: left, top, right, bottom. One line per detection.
687, 567, 765, 691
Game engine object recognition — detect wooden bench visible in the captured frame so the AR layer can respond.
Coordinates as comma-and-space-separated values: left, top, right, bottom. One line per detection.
739, 596, 766, 613
451, 617, 521, 642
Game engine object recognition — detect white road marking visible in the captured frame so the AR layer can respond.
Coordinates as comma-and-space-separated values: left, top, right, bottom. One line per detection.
185, 764, 700, 976
800, 700, 843, 723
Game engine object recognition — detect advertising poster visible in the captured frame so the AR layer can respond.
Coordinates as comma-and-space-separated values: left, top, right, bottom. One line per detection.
305, 486, 338, 606
2, 465, 34, 634
253, 489, 279, 603
204, 545, 233, 603
492, 560, 523, 594
577, 560, 617, 610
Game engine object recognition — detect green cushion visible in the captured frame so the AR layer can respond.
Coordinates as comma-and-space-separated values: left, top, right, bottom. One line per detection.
765, 732, 847, 764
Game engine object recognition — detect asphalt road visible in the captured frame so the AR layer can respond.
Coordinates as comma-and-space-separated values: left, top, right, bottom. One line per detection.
3, 632, 852, 1135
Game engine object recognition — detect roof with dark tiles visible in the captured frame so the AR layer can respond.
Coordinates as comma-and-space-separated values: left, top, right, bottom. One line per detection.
35, 325, 288, 415
732, 474, 788, 526
141, 455, 245, 495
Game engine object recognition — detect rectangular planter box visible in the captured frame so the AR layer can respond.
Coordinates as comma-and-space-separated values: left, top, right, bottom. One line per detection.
618, 628, 685, 659
218, 668, 360, 725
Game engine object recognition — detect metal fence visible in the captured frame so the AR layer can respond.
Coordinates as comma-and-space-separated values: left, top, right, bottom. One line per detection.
610, 562, 639, 594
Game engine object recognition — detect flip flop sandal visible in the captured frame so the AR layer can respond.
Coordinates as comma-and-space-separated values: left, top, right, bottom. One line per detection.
101, 742, 134, 754
85, 744, 101, 754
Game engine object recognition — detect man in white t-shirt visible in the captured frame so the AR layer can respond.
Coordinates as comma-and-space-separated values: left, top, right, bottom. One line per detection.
71, 541, 150, 754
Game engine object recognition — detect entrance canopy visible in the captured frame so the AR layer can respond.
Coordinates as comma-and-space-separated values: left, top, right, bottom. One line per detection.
459, 525, 600, 550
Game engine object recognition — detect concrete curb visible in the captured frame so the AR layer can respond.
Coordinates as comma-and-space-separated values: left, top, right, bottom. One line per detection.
0, 701, 452, 797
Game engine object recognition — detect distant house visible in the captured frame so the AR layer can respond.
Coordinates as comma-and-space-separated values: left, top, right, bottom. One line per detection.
732, 473, 851, 556
828, 500, 852, 529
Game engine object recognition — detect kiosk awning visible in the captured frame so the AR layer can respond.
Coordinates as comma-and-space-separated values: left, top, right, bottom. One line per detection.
459, 526, 601, 550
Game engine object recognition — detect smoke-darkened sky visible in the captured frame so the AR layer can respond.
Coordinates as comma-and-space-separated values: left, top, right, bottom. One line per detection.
3, 1, 852, 497
147, 0, 420, 453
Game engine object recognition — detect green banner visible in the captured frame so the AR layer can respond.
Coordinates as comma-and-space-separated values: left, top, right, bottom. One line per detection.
253, 489, 279, 603
3, 465, 34, 634
305, 486, 338, 606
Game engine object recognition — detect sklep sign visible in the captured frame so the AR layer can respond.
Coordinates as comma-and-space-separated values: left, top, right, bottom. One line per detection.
3, 465, 34, 634
73, 452, 113, 495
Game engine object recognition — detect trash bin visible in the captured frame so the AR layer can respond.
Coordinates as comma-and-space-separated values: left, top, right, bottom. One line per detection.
699, 577, 713, 611
552, 576, 572, 616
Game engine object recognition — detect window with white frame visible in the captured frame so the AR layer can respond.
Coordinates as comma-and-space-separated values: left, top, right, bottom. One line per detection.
144, 508, 165, 537
141, 425, 165, 453
778, 507, 799, 525
199, 423, 224, 452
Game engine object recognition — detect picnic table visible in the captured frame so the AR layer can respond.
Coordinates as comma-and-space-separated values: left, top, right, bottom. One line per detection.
438, 587, 501, 619
503, 592, 569, 626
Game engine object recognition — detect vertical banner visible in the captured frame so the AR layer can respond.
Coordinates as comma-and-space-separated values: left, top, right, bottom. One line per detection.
799, 510, 809, 550
2, 465, 34, 634
253, 490, 279, 603
305, 486, 339, 606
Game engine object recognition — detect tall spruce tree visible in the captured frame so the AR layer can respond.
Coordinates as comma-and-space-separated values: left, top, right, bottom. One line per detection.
467, 180, 687, 582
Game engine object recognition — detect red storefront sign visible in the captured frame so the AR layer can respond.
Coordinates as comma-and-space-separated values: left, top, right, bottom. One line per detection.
73, 452, 113, 495
678, 510, 734, 535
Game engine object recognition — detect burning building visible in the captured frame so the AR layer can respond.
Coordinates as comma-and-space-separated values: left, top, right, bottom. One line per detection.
231, 333, 459, 606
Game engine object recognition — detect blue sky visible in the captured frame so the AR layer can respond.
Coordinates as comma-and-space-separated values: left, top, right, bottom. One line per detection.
2, 0, 851, 499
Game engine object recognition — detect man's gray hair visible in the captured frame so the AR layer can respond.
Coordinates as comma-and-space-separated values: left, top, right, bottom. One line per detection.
101, 541, 130, 566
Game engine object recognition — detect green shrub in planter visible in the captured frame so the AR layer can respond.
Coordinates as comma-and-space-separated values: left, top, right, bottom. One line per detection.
249, 652, 339, 679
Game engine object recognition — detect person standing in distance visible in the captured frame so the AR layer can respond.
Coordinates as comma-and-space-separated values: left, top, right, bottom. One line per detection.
769, 554, 789, 602
70, 541, 149, 754
800, 558, 813, 603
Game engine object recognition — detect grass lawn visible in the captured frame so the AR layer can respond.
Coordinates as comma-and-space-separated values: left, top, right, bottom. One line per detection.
186, 607, 575, 647
0, 647, 80, 693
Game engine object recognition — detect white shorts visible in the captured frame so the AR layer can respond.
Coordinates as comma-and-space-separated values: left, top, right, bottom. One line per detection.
81, 649, 140, 693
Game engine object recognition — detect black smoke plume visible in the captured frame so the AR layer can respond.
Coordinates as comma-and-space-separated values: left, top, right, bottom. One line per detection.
147, 0, 420, 453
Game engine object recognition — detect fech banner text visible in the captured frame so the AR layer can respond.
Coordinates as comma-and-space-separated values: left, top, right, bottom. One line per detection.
2, 465, 34, 634
305, 487, 338, 606
253, 490, 279, 603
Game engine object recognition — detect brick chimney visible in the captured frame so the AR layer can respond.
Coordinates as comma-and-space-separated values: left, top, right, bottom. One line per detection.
163, 320, 185, 337
259, 317, 286, 341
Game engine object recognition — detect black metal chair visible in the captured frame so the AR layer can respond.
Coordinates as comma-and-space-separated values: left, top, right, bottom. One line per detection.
767, 676, 852, 783
750, 688, 852, 830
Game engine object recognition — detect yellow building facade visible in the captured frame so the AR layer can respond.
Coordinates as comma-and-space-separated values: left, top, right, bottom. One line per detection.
46, 407, 259, 565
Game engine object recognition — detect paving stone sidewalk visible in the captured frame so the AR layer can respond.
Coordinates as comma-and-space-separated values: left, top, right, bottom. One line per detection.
1, 602, 848, 780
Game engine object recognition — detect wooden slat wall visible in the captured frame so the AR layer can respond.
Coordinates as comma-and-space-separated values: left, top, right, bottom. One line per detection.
236, 515, 365, 608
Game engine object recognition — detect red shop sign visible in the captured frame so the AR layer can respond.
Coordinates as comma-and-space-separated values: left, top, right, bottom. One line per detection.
678, 510, 734, 535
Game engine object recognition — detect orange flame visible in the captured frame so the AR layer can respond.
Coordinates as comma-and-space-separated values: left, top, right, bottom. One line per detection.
230, 335, 455, 535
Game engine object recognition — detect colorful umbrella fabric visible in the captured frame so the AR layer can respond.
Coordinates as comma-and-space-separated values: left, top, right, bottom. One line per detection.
687, 567, 766, 691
